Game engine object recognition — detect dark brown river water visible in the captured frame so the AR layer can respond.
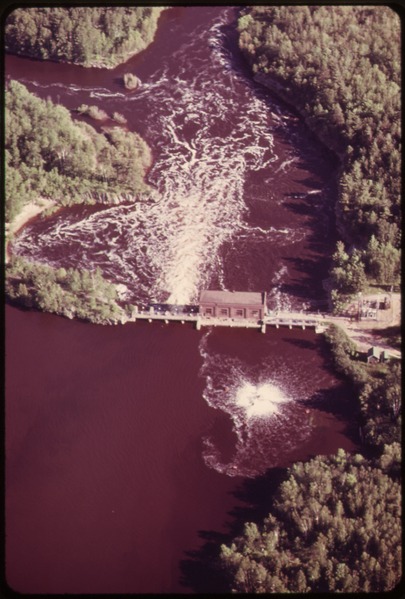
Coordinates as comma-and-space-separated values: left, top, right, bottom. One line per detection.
6, 6, 359, 594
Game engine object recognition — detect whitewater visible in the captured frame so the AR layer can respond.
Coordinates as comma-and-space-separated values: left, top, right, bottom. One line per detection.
12, 13, 306, 308
10, 9, 330, 477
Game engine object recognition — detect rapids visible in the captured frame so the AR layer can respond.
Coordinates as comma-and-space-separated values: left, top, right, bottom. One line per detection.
12, 9, 313, 310
6, 7, 359, 593
9, 6, 340, 480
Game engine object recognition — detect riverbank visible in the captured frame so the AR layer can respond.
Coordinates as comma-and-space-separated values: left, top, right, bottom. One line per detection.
252, 71, 350, 246
5, 198, 56, 263
5, 7, 167, 70
87, 9, 168, 69
252, 73, 401, 360
343, 293, 401, 360
238, 6, 401, 319
254, 72, 345, 159
5, 8, 401, 593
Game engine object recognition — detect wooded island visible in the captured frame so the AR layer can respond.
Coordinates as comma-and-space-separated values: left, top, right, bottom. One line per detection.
5, 7, 165, 68
5, 79, 151, 323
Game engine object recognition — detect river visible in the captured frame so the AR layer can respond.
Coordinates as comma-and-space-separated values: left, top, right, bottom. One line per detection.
6, 6, 359, 594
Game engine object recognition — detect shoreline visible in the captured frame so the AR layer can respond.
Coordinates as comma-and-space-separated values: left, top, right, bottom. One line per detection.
253, 71, 401, 360
5, 198, 56, 263
342, 293, 401, 360
254, 72, 346, 161
252, 72, 356, 246
5, 22, 401, 358
5, 8, 168, 71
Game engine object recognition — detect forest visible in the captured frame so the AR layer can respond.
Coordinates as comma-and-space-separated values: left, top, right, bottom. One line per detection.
5, 7, 402, 592
5, 80, 151, 320
219, 322, 401, 593
237, 6, 401, 308
5, 7, 165, 68
5, 80, 151, 222
323, 324, 401, 449
6, 255, 133, 325
219, 10, 402, 590
220, 444, 401, 593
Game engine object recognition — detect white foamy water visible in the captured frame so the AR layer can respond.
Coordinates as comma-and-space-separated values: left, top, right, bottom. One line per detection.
10, 7, 333, 479
267, 265, 294, 312
235, 381, 289, 419
12, 10, 289, 306
198, 332, 312, 478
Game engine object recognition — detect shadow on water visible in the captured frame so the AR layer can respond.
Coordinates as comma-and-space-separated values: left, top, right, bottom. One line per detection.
280, 256, 329, 302
179, 467, 288, 593
306, 385, 360, 443
179, 389, 361, 593
219, 13, 260, 82
282, 336, 318, 350
279, 187, 337, 302
285, 334, 361, 448
219, 13, 341, 309
178, 332, 362, 593
178, 529, 232, 594
178, 12, 359, 594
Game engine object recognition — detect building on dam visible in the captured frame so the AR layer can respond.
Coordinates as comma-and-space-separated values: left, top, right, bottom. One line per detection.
199, 290, 267, 320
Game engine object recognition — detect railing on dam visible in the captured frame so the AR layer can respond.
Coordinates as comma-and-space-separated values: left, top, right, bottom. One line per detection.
130, 305, 199, 323
128, 304, 337, 333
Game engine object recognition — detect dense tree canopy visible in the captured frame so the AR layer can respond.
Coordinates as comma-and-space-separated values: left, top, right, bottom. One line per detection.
238, 6, 401, 305
359, 361, 402, 448
5, 80, 151, 222
324, 324, 401, 448
6, 255, 133, 324
219, 323, 401, 593
220, 446, 401, 593
5, 81, 151, 317
5, 7, 165, 68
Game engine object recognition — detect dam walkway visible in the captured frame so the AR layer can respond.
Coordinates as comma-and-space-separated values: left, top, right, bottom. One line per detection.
127, 306, 347, 334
